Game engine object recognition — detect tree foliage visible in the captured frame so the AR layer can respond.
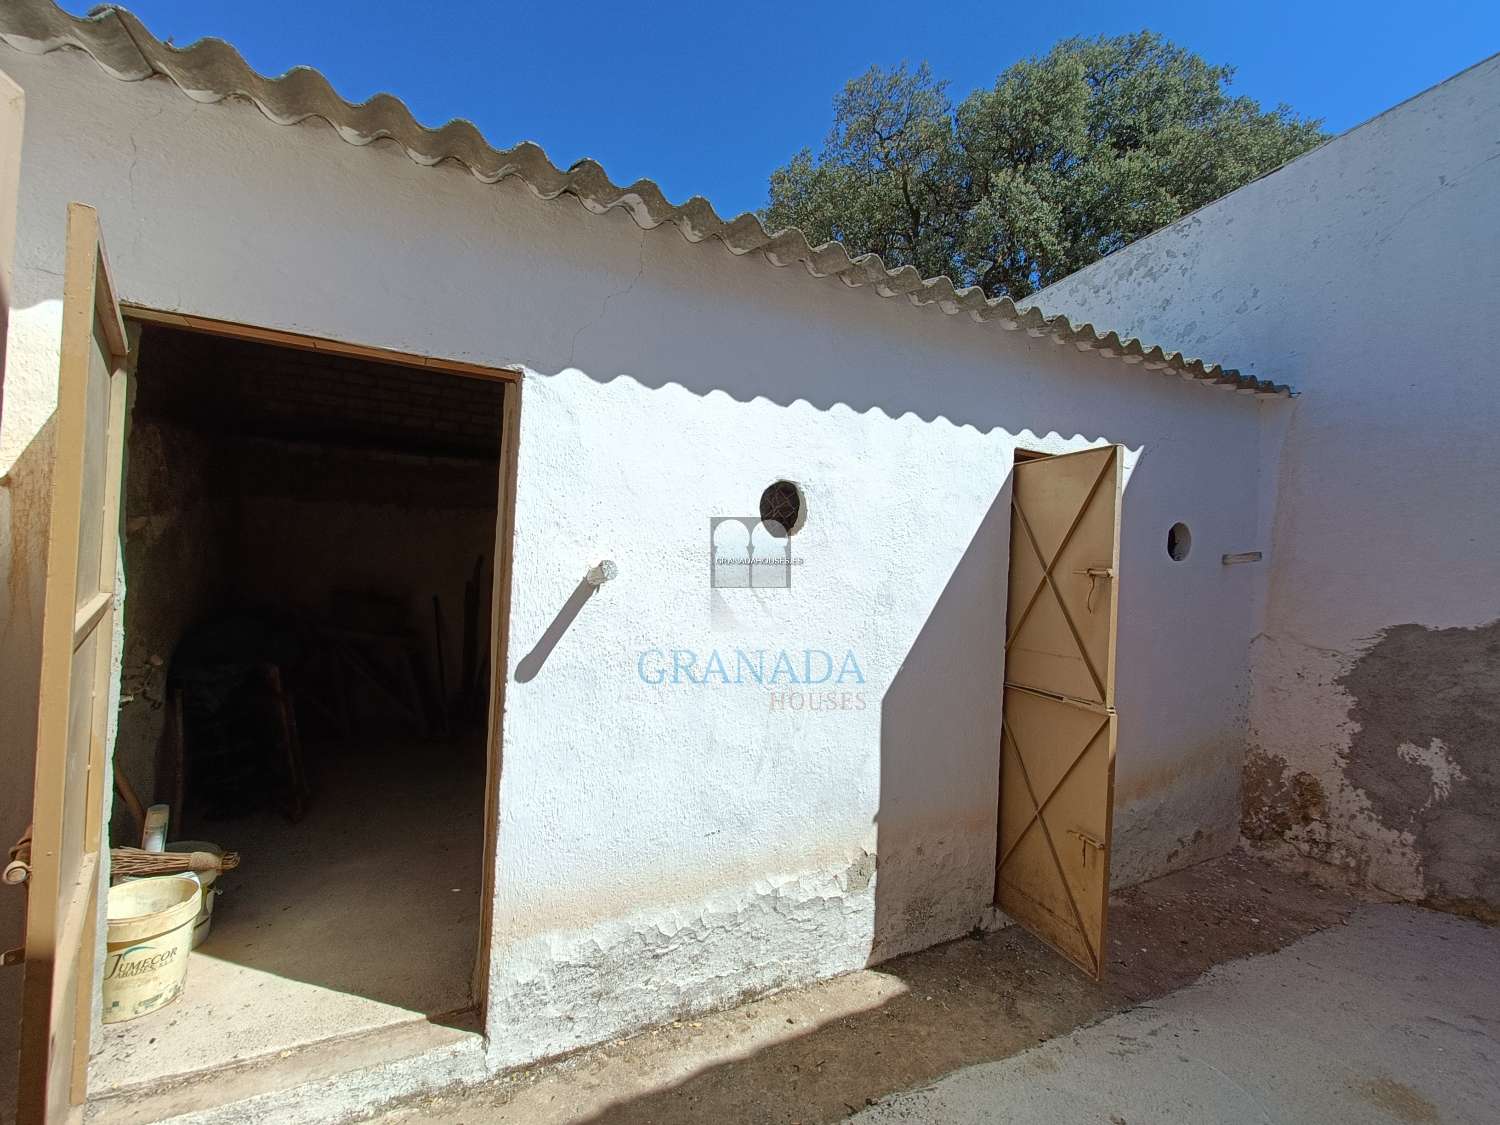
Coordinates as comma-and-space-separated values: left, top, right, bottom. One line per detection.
763, 32, 1326, 298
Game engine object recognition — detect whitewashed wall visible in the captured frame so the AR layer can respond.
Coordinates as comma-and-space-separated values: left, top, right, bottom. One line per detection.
1033, 56, 1500, 913
0, 46, 1270, 1081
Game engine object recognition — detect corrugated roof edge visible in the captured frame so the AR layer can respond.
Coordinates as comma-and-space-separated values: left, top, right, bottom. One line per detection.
0, 0, 1289, 397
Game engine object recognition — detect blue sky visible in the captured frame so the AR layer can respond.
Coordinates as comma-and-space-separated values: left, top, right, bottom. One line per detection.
61, 0, 1499, 219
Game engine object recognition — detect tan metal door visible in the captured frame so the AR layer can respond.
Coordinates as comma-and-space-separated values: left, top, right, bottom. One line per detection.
15, 203, 129, 1124
996, 445, 1122, 979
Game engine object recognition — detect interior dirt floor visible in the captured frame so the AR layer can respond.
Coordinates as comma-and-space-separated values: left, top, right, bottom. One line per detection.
380, 848, 1402, 1124
91, 738, 485, 1099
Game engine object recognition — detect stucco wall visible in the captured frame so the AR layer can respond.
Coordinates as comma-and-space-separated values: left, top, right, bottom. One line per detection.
0, 46, 1271, 1083
1031, 55, 1500, 916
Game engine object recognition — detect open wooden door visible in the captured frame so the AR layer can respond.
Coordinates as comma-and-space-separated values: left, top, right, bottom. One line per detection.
15, 204, 129, 1124
996, 445, 1122, 979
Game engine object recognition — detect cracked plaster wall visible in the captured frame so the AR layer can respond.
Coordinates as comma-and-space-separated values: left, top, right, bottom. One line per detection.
2, 46, 1267, 1091
1032, 55, 1500, 914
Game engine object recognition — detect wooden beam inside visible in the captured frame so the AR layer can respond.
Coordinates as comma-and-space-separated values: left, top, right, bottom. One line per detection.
120, 304, 522, 384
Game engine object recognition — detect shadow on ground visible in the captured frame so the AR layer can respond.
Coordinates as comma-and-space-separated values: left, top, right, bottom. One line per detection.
382, 850, 1367, 1125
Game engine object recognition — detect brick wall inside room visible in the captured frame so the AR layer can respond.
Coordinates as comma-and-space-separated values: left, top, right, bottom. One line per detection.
133, 325, 505, 460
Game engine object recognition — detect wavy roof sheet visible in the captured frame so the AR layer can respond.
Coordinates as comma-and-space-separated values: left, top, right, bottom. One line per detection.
0, 1, 1289, 397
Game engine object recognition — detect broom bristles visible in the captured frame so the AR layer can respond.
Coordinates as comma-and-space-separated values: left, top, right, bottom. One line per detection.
111, 847, 241, 876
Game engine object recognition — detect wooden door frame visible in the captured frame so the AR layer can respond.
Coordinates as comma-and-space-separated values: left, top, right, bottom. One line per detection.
18, 203, 130, 1124
116, 304, 522, 1036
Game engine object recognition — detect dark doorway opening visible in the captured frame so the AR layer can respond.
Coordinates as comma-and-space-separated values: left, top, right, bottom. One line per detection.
99, 322, 505, 1090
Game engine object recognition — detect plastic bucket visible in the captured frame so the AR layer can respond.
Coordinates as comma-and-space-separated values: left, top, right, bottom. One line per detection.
166, 840, 223, 948
103, 876, 200, 1023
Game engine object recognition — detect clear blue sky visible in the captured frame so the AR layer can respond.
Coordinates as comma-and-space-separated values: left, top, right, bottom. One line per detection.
61, 0, 1500, 219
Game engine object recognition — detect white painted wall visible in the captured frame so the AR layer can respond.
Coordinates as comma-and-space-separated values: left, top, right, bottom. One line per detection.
0, 46, 1270, 1091
1032, 55, 1500, 906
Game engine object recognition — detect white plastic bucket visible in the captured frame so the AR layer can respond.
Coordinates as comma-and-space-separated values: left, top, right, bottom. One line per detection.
103, 876, 199, 1023
166, 840, 223, 948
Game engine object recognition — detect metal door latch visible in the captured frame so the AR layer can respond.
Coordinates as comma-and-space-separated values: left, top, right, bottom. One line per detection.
1067, 828, 1106, 867
1082, 567, 1114, 612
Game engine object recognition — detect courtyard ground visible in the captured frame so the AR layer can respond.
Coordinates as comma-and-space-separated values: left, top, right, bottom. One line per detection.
373, 849, 1500, 1124
854, 903, 1497, 1123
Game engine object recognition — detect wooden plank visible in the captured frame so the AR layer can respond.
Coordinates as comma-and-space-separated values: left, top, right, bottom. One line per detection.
20, 204, 98, 1125
70, 356, 125, 1104
89, 239, 127, 359
48, 853, 97, 1010
996, 444, 1122, 981
472, 377, 521, 1010
1002, 681, 1113, 716
120, 303, 522, 384
70, 590, 111, 649
19, 204, 130, 1125
19, 204, 101, 1124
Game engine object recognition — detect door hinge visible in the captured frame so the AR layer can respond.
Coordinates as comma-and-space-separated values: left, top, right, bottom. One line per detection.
5, 824, 31, 887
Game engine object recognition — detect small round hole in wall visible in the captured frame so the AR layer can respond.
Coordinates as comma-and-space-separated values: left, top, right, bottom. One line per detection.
759, 480, 805, 538
1167, 522, 1192, 562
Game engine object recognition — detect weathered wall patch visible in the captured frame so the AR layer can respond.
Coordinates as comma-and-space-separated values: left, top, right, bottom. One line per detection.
1340, 620, 1499, 917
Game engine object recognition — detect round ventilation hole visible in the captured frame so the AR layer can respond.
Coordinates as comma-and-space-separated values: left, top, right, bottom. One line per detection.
1167, 522, 1192, 562
759, 480, 805, 538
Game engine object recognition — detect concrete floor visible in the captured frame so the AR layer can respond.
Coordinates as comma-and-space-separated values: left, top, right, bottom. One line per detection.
855, 904, 1499, 1124
91, 738, 485, 1098
379, 849, 1394, 1124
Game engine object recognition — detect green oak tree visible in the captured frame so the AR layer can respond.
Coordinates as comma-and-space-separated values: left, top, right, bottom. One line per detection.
763, 32, 1326, 298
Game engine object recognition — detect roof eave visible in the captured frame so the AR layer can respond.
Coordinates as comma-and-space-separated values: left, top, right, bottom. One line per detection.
0, 1, 1292, 398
